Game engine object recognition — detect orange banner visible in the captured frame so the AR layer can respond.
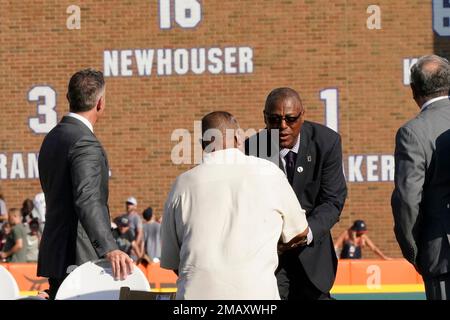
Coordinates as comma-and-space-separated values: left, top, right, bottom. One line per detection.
2, 259, 422, 293
334, 259, 423, 286
1, 263, 48, 292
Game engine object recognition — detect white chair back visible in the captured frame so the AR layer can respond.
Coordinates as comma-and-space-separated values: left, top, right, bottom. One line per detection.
55, 259, 150, 300
0, 265, 20, 300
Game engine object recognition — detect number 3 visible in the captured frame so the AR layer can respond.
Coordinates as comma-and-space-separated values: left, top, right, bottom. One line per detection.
28, 86, 57, 134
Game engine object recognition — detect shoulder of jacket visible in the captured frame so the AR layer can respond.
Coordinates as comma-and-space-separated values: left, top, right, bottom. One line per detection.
304, 121, 341, 143
67, 134, 103, 160
399, 116, 425, 135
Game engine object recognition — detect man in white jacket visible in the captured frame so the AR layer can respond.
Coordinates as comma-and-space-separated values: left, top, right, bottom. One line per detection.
161, 111, 309, 300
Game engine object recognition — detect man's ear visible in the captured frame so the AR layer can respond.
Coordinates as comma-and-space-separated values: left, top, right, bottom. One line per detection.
410, 84, 418, 100
96, 95, 104, 112
235, 128, 244, 149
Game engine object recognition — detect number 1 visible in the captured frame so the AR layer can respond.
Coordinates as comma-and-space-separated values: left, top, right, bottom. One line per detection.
320, 88, 339, 133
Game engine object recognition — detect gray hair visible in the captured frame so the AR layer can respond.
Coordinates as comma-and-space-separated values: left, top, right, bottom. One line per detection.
410, 55, 450, 99
67, 68, 105, 113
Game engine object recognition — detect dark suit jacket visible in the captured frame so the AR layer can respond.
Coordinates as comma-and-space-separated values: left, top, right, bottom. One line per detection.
37, 116, 118, 279
245, 121, 347, 293
392, 98, 450, 277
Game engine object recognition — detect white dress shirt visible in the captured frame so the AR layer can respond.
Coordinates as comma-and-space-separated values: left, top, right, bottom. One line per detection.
66, 112, 94, 133
280, 134, 300, 173
421, 95, 449, 111
161, 148, 308, 300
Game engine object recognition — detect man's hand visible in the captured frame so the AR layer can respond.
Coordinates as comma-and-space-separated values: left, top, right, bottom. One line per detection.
105, 250, 134, 280
277, 236, 308, 254
37, 290, 50, 299
277, 227, 309, 254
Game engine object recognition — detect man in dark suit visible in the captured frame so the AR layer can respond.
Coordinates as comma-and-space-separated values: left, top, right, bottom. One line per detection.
246, 87, 347, 300
37, 69, 134, 299
392, 55, 450, 300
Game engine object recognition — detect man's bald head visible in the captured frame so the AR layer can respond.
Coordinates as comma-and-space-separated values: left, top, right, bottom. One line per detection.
410, 55, 450, 103
201, 111, 241, 151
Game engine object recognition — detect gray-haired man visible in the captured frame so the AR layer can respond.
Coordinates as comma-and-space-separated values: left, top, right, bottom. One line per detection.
392, 54, 450, 300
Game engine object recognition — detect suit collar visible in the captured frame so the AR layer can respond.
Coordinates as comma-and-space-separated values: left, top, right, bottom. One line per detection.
292, 122, 312, 191
296, 121, 313, 160
61, 116, 95, 136
280, 134, 300, 159
421, 96, 450, 112
66, 112, 94, 133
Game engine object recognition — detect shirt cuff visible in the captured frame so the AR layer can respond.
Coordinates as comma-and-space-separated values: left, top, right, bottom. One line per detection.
306, 227, 313, 245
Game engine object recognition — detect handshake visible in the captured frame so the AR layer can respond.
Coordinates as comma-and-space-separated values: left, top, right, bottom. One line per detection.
277, 233, 308, 254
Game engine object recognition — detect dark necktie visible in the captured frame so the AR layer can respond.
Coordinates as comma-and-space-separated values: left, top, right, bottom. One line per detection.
285, 151, 297, 185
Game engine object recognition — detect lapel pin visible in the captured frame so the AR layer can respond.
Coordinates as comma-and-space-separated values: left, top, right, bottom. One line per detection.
307, 155, 312, 162
297, 166, 303, 173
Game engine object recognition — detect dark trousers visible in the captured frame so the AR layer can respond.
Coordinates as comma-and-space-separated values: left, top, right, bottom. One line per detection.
276, 254, 333, 300
424, 272, 450, 300
48, 277, 67, 300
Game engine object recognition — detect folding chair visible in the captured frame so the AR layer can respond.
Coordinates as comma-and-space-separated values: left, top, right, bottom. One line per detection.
55, 259, 151, 300
119, 286, 176, 300
0, 264, 20, 300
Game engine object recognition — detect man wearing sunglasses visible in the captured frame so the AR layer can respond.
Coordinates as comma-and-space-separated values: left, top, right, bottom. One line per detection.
246, 87, 347, 300
161, 111, 309, 299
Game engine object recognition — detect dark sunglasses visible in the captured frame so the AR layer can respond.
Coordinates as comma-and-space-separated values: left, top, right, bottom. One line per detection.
264, 111, 303, 125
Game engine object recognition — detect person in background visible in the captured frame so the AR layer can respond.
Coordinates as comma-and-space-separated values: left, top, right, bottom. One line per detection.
32, 192, 46, 232
26, 218, 41, 262
0, 208, 27, 262
142, 207, 161, 262
0, 190, 7, 228
114, 197, 144, 253
0, 222, 11, 253
21, 199, 35, 228
334, 220, 391, 260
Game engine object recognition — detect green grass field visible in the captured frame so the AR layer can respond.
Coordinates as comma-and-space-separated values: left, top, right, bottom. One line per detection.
333, 292, 425, 300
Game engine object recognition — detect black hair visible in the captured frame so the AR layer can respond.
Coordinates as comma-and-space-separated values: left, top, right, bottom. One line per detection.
264, 87, 302, 112
143, 207, 153, 221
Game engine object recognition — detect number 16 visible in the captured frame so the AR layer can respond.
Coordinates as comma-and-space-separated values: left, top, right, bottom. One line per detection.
159, 0, 202, 29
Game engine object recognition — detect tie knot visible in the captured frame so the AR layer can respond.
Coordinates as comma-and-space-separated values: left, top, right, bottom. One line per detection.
285, 151, 296, 164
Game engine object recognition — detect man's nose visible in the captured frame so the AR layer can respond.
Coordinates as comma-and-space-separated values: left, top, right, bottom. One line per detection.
280, 119, 289, 130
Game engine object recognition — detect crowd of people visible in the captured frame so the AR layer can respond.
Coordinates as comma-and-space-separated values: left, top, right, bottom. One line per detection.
0, 191, 162, 265
111, 197, 162, 264
0, 194, 45, 263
